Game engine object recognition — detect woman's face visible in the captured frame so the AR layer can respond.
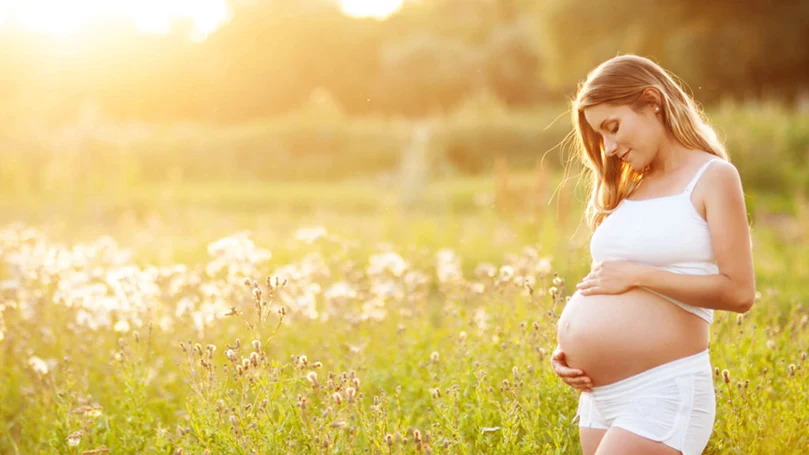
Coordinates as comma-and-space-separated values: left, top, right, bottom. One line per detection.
583, 103, 663, 172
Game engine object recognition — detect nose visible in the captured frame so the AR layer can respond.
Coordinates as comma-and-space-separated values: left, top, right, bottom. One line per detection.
603, 137, 618, 156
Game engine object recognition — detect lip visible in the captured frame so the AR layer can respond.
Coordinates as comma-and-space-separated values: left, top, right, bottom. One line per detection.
621, 149, 631, 161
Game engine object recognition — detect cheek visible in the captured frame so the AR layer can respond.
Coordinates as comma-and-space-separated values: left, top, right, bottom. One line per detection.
629, 120, 660, 152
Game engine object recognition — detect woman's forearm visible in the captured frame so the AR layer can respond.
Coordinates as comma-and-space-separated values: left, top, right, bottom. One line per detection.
634, 266, 754, 313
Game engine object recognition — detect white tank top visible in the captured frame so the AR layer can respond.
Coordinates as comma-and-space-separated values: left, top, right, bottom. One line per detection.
589, 158, 721, 323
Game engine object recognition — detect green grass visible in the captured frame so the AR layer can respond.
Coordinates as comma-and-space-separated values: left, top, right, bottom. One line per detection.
0, 177, 807, 454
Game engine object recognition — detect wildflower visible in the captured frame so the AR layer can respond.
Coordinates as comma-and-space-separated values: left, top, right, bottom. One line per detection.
553, 276, 563, 287
226, 349, 237, 363
67, 430, 82, 447
249, 352, 259, 367
230, 415, 238, 426
72, 405, 103, 418
332, 392, 343, 405
722, 369, 730, 384
788, 364, 796, 377
512, 367, 519, 381
430, 388, 441, 399
352, 377, 360, 389
113, 320, 130, 333
499, 265, 514, 280
430, 351, 439, 363
766, 339, 776, 350
385, 434, 394, 446
714, 367, 719, 377
252, 340, 261, 351
736, 314, 744, 325
536, 258, 552, 275
345, 387, 356, 403
313, 361, 323, 369
501, 379, 510, 391
306, 371, 319, 387
27, 356, 50, 375
414, 429, 423, 444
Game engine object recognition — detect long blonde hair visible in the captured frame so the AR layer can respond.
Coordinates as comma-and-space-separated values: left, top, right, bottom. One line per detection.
571, 55, 728, 231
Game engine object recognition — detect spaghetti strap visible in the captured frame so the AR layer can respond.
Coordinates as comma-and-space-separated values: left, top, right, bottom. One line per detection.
684, 159, 721, 194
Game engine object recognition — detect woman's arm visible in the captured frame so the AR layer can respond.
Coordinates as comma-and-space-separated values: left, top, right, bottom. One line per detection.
578, 160, 756, 313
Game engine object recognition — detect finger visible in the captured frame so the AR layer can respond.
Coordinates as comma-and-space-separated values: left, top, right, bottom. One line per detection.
580, 287, 600, 295
565, 379, 593, 391
556, 366, 585, 377
552, 362, 583, 377
576, 279, 596, 291
573, 376, 592, 386
567, 377, 593, 389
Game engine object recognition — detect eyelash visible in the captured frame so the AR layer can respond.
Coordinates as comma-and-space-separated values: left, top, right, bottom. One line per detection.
610, 125, 619, 134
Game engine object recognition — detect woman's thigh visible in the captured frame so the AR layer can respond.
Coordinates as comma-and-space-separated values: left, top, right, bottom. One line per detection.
579, 427, 607, 455
595, 427, 682, 455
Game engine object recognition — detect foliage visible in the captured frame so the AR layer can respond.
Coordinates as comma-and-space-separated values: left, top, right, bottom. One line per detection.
0, 199, 807, 454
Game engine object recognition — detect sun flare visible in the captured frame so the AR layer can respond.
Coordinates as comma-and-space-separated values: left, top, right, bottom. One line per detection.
339, 0, 403, 19
0, 0, 230, 39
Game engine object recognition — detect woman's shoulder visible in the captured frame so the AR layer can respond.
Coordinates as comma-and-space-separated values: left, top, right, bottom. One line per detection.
698, 158, 745, 201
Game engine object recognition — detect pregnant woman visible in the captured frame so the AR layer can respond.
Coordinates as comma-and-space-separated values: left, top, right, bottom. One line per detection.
551, 55, 756, 455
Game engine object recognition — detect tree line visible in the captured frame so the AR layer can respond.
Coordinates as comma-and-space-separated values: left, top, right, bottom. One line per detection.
1, 0, 807, 125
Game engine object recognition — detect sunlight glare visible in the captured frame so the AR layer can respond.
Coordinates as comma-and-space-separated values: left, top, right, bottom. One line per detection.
340, 0, 404, 19
0, 0, 230, 39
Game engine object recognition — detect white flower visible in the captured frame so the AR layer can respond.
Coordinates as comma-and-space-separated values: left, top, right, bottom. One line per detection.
66, 430, 82, 447
27, 356, 49, 375
294, 226, 328, 244
113, 319, 130, 333
367, 251, 408, 277
536, 257, 553, 276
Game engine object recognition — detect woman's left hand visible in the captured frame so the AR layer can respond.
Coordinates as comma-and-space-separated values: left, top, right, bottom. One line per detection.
576, 260, 645, 295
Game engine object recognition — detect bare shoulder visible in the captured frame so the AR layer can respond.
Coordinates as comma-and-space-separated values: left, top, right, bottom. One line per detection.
704, 159, 744, 194
701, 159, 748, 220
690, 158, 745, 221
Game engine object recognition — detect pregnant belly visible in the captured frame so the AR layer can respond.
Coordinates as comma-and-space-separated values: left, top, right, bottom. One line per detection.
556, 288, 709, 387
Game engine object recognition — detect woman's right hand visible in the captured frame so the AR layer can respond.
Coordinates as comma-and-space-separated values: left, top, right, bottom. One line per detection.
551, 346, 593, 392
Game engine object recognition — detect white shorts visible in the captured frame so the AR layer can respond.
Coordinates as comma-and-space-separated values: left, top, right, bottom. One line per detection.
574, 349, 716, 455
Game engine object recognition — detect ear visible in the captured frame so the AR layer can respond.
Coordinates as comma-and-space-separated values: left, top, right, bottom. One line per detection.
639, 87, 663, 112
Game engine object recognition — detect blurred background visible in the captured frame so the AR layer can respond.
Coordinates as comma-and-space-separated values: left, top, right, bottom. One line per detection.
1, 0, 808, 239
